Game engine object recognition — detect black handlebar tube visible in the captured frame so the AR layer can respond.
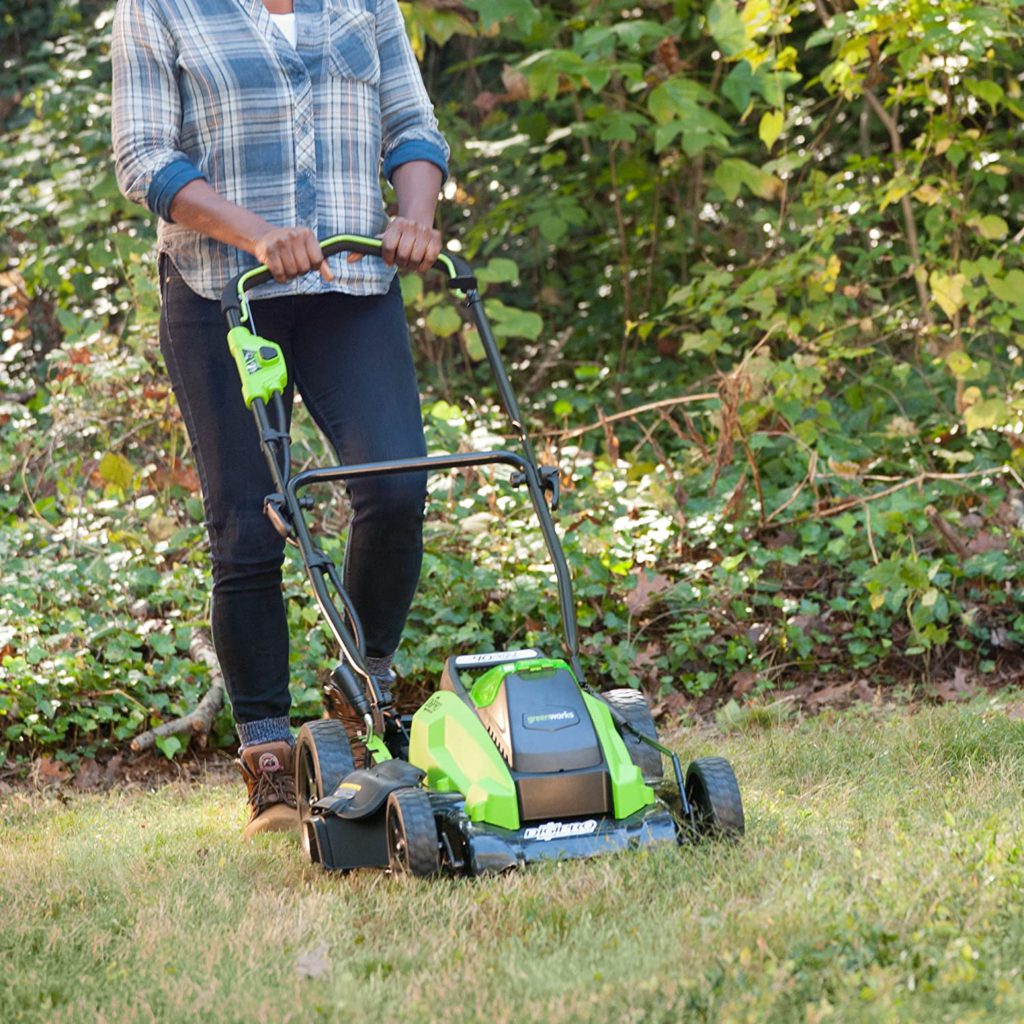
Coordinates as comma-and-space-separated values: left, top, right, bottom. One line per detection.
220, 236, 584, 690
286, 448, 584, 684
244, 394, 373, 696
462, 286, 584, 681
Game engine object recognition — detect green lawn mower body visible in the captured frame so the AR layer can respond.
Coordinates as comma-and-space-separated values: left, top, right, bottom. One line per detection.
222, 236, 744, 877
302, 651, 680, 875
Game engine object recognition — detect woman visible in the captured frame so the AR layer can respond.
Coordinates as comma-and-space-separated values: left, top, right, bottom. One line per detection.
111, 0, 448, 838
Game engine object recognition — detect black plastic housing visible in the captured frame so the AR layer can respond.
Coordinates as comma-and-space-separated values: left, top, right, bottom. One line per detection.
446, 660, 614, 823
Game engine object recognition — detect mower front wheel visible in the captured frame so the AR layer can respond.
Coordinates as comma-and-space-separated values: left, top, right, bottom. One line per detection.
295, 719, 355, 863
684, 756, 744, 840
386, 787, 440, 877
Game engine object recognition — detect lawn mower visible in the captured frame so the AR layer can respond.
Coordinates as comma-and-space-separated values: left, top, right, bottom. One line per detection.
221, 235, 744, 876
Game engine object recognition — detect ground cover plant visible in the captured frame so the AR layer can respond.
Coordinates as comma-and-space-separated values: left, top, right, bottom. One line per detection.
3, 702, 1024, 1023
1, 0, 1023, 766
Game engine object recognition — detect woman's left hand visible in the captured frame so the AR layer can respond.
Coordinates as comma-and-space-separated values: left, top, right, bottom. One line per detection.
356, 216, 441, 273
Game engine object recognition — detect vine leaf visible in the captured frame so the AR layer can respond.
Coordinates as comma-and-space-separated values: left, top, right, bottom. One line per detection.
758, 109, 783, 150
929, 271, 966, 320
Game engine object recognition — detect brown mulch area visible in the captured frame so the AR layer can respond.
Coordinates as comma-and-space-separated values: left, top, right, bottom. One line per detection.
0, 747, 238, 797
651, 660, 1024, 726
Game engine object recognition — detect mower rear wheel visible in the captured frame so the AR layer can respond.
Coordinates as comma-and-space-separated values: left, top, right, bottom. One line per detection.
604, 688, 663, 783
386, 787, 439, 877
684, 757, 744, 839
295, 719, 356, 863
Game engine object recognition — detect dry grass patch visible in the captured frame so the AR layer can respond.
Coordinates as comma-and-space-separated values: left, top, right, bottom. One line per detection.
3, 702, 1024, 1023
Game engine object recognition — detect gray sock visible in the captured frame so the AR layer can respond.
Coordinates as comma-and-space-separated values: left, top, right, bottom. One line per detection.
364, 655, 395, 704
237, 715, 293, 749
365, 654, 394, 678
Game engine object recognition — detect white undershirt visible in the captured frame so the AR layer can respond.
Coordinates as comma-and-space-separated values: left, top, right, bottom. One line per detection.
268, 12, 297, 48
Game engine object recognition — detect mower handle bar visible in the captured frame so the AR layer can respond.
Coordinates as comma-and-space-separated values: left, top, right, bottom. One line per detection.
219, 232, 589, 686
220, 233, 477, 322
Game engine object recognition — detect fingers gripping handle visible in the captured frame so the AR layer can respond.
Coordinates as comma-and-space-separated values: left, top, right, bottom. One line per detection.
317, 235, 477, 289
220, 233, 477, 324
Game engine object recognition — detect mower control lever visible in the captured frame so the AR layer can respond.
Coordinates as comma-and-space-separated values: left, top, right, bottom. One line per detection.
509, 465, 561, 511
263, 493, 314, 540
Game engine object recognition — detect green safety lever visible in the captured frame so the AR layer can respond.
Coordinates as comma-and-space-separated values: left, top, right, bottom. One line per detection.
220, 234, 477, 408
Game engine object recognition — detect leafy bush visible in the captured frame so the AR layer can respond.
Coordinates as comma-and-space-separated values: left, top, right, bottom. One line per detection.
2, 0, 1023, 760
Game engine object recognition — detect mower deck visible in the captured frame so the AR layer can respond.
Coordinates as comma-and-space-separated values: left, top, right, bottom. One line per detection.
307, 784, 680, 875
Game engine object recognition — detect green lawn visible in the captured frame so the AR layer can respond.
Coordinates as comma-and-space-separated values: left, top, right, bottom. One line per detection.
3, 702, 1024, 1023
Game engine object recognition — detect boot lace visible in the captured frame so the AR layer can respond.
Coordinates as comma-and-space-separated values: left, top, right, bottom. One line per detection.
249, 766, 296, 814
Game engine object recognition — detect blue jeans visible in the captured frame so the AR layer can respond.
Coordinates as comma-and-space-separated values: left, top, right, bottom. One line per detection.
159, 257, 427, 724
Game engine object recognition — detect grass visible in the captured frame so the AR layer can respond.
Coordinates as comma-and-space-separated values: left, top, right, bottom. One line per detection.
3, 700, 1024, 1023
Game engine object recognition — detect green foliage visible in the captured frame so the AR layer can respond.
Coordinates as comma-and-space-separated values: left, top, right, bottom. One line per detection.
1, 1, 156, 397
2, 0, 1024, 758
0, 0, 59, 96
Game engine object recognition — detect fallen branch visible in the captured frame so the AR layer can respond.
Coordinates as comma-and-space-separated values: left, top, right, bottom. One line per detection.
542, 392, 718, 442
925, 504, 970, 559
0, 389, 37, 405
524, 327, 574, 393
130, 629, 226, 753
763, 451, 819, 526
767, 466, 1008, 528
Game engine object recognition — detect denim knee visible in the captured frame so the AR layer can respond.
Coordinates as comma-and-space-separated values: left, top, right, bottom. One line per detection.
212, 560, 284, 596
207, 505, 285, 588
347, 470, 428, 528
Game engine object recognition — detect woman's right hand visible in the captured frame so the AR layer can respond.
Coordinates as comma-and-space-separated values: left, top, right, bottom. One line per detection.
253, 226, 333, 283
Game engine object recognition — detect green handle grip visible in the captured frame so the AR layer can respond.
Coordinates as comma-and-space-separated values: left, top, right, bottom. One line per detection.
220, 233, 478, 327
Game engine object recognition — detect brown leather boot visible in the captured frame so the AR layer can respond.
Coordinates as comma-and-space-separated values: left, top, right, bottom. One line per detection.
237, 740, 299, 840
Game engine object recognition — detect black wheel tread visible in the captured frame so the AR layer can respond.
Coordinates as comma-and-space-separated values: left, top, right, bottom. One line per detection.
604, 687, 663, 783
296, 719, 355, 799
685, 756, 744, 838
294, 719, 355, 866
387, 787, 439, 877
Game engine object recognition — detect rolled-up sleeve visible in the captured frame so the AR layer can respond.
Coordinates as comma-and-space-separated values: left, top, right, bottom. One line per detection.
111, 0, 205, 220
376, 0, 449, 184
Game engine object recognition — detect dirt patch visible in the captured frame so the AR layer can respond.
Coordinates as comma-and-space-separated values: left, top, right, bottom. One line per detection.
657, 661, 1024, 730
0, 747, 237, 797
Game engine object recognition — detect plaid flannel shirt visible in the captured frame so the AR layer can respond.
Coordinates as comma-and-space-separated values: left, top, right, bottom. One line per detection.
111, 0, 449, 300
